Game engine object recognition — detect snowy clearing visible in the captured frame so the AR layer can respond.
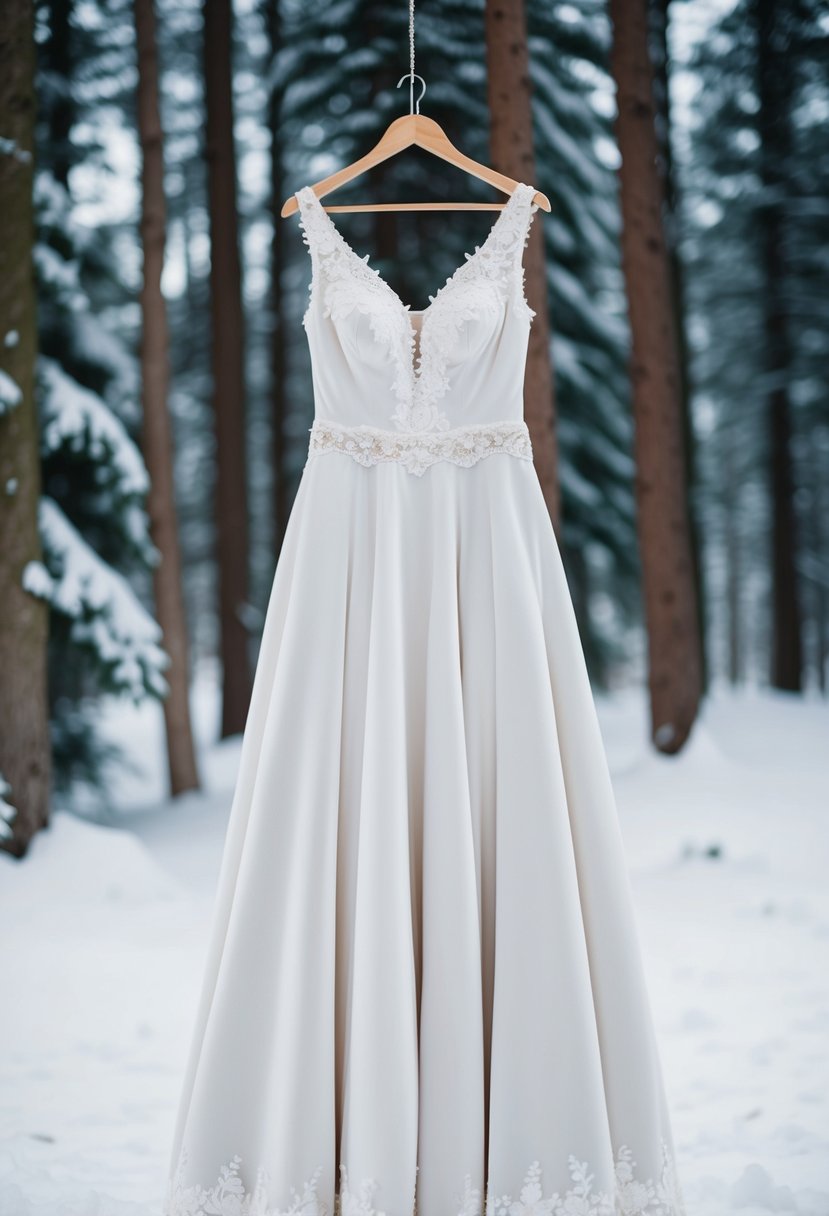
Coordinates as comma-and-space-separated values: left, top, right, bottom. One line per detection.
1, 686, 827, 1215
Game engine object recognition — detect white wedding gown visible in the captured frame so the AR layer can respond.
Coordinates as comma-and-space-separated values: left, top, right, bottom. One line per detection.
165, 183, 685, 1216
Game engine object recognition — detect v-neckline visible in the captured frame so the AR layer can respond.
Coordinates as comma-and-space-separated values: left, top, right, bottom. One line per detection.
304, 182, 527, 319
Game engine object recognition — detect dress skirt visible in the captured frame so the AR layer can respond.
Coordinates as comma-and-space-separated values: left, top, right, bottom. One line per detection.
165, 449, 683, 1216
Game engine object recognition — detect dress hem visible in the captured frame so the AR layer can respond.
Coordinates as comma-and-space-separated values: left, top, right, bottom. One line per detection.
165, 1141, 686, 1216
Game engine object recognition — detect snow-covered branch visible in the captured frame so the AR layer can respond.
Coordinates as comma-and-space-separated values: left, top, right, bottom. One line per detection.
24, 498, 169, 701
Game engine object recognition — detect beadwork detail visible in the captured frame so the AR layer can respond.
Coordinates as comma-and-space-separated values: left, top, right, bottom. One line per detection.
305, 419, 534, 477
165, 1142, 685, 1216
295, 184, 538, 435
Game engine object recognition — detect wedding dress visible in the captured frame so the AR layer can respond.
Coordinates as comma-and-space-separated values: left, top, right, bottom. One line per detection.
165, 183, 685, 1216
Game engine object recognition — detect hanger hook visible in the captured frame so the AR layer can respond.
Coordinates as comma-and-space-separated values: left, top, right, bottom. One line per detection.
396, 72, 426, 116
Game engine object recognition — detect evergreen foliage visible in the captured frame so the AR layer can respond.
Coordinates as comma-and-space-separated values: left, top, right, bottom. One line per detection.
11, 0, 825, 806
681, 0, 829, 685
32, 0, 167, 792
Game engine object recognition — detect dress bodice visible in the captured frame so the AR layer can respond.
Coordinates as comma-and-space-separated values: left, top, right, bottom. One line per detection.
295, 184, 540, 475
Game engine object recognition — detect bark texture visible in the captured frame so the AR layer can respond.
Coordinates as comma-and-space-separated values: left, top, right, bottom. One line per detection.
610, 0, 702, 752
485, 0, 559, 531
0, 0, 51, 856
204, 0, 252, 737
135, 0, 201, 794
650, 0, 708, 691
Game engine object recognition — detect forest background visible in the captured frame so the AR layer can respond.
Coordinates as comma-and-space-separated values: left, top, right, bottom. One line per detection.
1, 1, 828, 1211
1, 0, 827, 850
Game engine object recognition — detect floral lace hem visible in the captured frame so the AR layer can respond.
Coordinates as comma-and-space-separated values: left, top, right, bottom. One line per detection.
165, 1141, 685, 1216
305, 420, 534, 477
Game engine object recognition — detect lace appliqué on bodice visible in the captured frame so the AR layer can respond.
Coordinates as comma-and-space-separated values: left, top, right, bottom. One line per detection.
306, 419, 533, 477
296, 196, 418, 426
296, 184, 538, 435
166, 1142, 685, 1216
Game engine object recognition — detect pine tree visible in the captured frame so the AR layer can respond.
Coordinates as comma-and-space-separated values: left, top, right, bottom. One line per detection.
610, 0, 702, 751
149, 0, 217, 659
528, 0, 639, 676
755, 0, 802, 691
682, 0, 828, 689
204, 0, 252, 739
134, 0, 201, 795
32, 0, 168, 791
649, 0, 707, 690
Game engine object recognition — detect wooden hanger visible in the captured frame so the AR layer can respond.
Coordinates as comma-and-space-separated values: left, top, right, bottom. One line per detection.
280, 75, 551, 218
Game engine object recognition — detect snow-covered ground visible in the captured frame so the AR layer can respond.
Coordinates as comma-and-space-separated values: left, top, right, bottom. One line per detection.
1, 684, 827, 1215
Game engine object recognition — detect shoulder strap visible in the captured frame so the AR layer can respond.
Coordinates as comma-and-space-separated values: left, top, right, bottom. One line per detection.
295, 186, 330, 272
295, 185, 363, 282
503, 185, 539, 321
296, 187, 361, 324
463, 184, 538, 314
513, 186, 539, 317
507, 183, 539, 269
295, 187, 333, 324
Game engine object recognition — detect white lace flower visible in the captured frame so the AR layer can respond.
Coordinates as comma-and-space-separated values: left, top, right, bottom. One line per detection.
456, 1174, 483, 1216
167, 1153, 323, 1216
166, 1143, 684, 1216
336, 1167, 387, 1216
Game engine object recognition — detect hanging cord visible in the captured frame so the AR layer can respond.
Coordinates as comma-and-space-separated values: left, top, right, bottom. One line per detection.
396, 0, 426, 114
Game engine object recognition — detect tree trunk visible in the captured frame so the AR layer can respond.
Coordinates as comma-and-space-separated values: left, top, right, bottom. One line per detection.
0, 0, 51, 856
609, 0, 702, 753
755, 0, 802, 692
485, 0, 559, 531
204, 0, 251, 737
265, 0, 291, 561
134, 0, 201, 795
650, 0, 708, 691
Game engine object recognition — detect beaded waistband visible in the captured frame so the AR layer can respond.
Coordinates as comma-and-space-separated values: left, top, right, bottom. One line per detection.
305, 419, 533, 477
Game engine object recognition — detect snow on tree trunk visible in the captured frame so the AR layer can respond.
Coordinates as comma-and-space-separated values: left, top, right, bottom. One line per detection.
485, 0, 559, 531
134, 0, 201, 796
204, 0, 252, 738
609, 0, 702, 753
0, 0, 51, 856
